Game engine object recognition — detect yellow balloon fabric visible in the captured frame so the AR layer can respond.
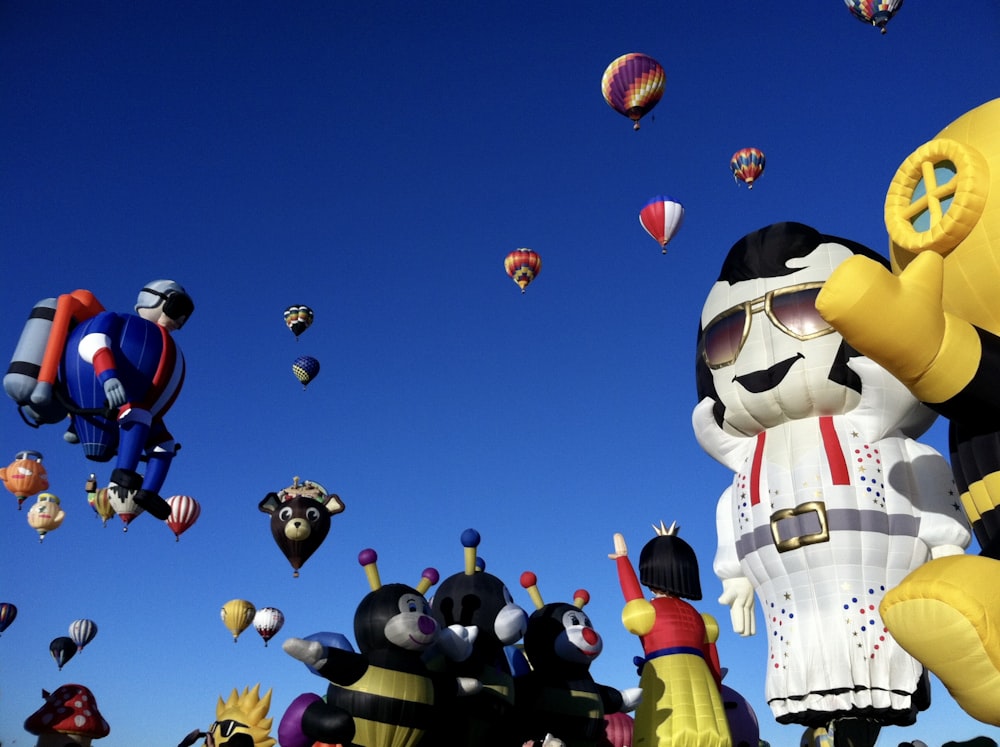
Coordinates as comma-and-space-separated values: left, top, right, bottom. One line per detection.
880, 555, 1000, 725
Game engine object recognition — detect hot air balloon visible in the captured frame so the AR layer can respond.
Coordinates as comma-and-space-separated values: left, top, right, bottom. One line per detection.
1, 450, 49, 508
696, 222, 972, 730
844, 0, 903, 34
601, 53, 666, 131
730, 147, 766, 188
166, 494, 201, 541
108, 482, 143, 531
639, 195, 685, 254
85, 473, 114, 526
0, 602, 16, 636
504, 249, 542, 294
69, 618, 98, 651
284, 305, 315, 339
599, 712, 634, 747
221, 599, 256, 642
259, 478, 345, 577
253, 606, 285, 646
26, 492, 65, 541
292, 355, 320, 389
49, 636, 78, 670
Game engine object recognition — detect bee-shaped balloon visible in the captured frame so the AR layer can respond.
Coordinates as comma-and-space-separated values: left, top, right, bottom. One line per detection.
425, 528, 528, 747
282, 548, 478, 746
514, 573, 640, 747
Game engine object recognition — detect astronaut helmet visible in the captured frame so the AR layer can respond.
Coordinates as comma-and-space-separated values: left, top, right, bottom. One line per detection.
135, 279, 194, 329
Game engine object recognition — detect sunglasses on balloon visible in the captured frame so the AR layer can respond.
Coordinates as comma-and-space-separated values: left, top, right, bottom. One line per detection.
700, 282, 836, 370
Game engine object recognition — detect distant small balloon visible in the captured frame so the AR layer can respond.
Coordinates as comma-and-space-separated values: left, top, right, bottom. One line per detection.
253, 607, 285, 646
49, 636, 78, 670
639, 195, 685, 253
166, 494, 201, 541
284, 305, 314, 339
0, 602, 17, 635
292, 355, 320, 389
504, 249, 542, 294
221, 599, 256, 642
730, 147, 766, 189
844, 0, 903, 34
69, 618, 98, 651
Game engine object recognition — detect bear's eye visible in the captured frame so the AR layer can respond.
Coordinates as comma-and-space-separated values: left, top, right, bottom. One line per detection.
278, 507, 293, 521
306, 507, 321, 523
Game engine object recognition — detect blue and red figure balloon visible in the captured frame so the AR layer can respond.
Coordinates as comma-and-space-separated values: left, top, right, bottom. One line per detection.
4, 281, 194, 520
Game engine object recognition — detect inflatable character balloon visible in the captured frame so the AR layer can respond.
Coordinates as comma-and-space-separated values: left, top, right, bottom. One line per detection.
425, 528, 529, 747
816, 97, 1000, 726
282, 549, 477, 747
259, 477, 345, 577
514, 572, 641, 747
4, 281, 194, 521
24, 683, 110, 746
178, 684, 276, 747
1, 450, 49, 508
694, 222, 972, 733
610, 523, 731, 747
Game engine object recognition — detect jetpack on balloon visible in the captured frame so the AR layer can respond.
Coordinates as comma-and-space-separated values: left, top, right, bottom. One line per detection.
817, 98, 1000, 727
694, 222, 971, 734
3, 281, 194, 523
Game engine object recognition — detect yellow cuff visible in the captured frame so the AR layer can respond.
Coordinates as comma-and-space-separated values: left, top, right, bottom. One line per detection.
912, 314, 980, 403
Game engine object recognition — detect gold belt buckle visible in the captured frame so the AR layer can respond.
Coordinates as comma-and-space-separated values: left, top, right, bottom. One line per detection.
770, 500, 829, 552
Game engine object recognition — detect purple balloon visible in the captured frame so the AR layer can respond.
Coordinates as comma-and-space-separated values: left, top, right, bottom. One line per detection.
278, 692, 322, 747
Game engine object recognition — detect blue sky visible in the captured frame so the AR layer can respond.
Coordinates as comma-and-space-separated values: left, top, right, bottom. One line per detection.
2, 2, 999, 745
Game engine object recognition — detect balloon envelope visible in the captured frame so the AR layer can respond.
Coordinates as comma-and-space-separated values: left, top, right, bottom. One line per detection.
88, 485, 115, 525
284, 305, 315, 338
49, 636, 78, 670
221, 599, 256, 642
601, 53, 666, 130
69, 618, 98, 651
292, 355, 320, 388
639, 195, 685, 253
1, 450, 49, 506
844, 0, 902, 33
166, 494, 201, 540
504, 249, 542, 293
730, 147, 766, 188
0, 602, 16, 635
253, 606, 285, 646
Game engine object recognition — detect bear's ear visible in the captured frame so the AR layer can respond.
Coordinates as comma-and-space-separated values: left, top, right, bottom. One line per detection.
258, 492, 282, 515
324, 493, 346, 516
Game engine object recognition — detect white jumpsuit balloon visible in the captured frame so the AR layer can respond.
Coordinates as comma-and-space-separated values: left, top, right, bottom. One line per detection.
693, 223, 971, 727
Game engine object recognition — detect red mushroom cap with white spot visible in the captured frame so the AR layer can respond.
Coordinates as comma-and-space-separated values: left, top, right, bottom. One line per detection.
24, 684, 110, 738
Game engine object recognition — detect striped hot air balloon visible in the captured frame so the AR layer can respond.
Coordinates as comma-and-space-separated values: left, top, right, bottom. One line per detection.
504, 249, 542, 294
639, 195, 685, 254
69, 618, 98, 651
166, 494, 201, 541
844, 0, 903, 34
730, 147, 766, 189
601, 53, 666, 130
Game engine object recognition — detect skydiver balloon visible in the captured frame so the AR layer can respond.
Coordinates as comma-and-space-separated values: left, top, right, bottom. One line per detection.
696, 222, 972, 730
3, 281, 194, 523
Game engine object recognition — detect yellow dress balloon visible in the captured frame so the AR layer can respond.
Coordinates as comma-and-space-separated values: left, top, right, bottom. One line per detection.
221, 599, 256, 642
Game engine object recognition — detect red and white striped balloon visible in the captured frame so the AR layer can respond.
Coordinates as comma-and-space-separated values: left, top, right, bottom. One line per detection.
165, 495, 201, 541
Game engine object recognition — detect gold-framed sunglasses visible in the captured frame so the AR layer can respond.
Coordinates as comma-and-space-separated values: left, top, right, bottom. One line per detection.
700, 282, 835, 369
